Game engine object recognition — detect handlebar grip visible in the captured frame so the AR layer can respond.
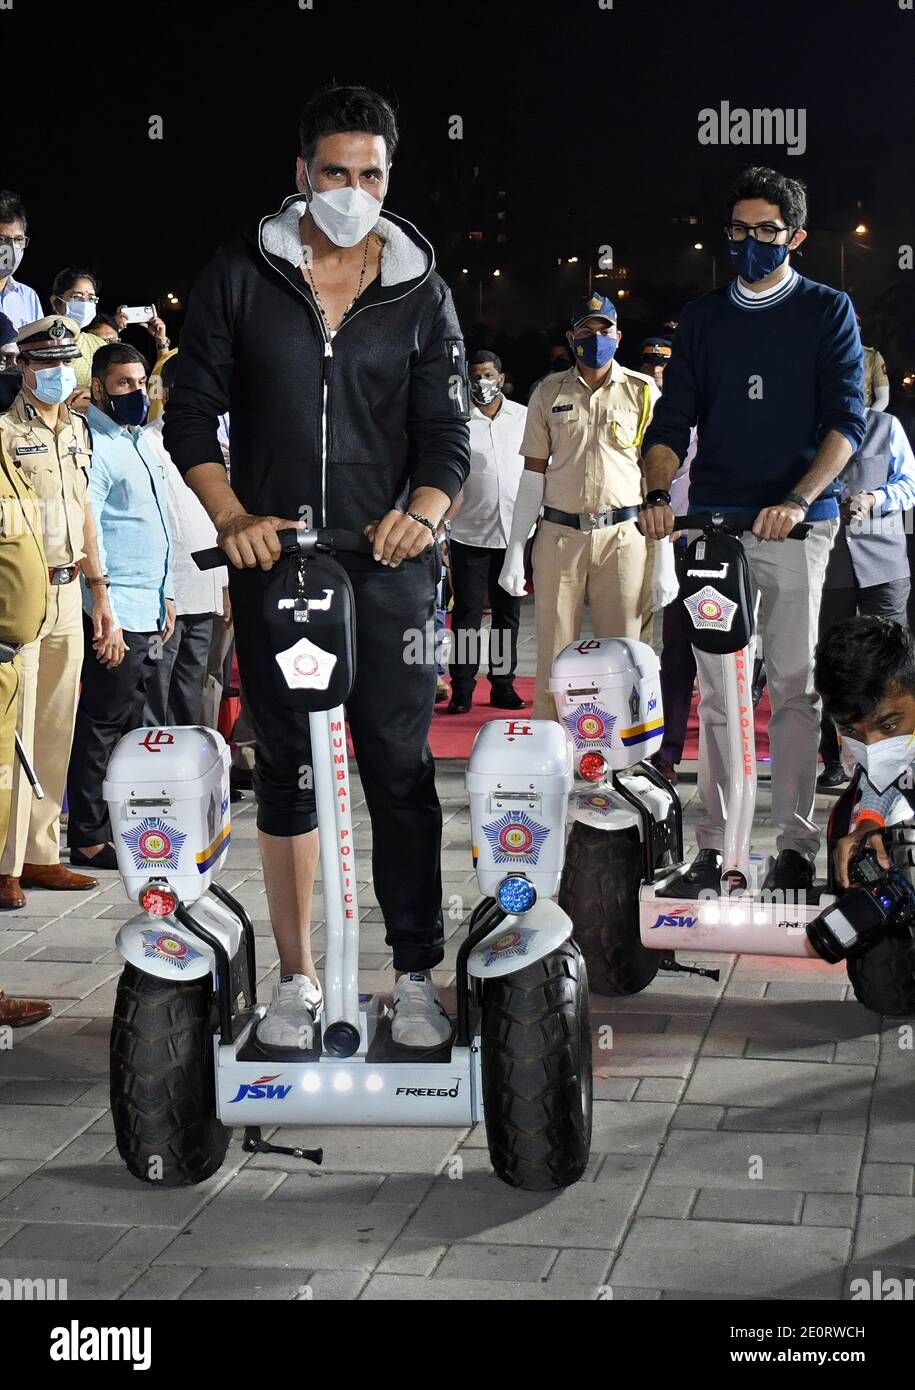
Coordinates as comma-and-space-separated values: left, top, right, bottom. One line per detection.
672, 512, 811, 540
193, 526, 388, 572
193, 546, 227, 572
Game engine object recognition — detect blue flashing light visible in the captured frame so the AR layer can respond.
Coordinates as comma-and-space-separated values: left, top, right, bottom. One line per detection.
496, 876, 537, 914
879, 895, 892, 910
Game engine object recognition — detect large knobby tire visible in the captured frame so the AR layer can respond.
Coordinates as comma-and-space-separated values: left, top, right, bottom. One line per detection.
481, 939, 592, 1191
559, 822, 660, 996
110, 963, 229, 1186
847, 933, 915, 1016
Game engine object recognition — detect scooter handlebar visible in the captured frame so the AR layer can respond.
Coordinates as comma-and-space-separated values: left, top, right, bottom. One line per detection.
193, 526, 376, 572
672, 511, 811, 540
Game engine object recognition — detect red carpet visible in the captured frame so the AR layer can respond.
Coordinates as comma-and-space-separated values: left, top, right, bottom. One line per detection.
428, 678, 537, 759
682, 689, 772, 761
423, 682, 773, 761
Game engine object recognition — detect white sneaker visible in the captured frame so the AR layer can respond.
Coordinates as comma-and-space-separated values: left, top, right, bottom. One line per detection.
391, 973, 452, 1048
257, 973, 323, 1049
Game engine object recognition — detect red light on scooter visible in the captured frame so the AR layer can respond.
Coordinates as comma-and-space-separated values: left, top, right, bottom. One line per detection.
579, 752, 607, 782
139, 884, 178, 917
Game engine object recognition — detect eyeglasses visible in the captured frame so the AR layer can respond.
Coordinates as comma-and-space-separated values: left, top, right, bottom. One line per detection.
0, 234, 29, 250
724, 222, 792, 245
63, 293, 98, 303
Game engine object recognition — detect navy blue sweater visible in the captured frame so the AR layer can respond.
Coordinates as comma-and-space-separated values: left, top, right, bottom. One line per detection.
643, 272, 866, 521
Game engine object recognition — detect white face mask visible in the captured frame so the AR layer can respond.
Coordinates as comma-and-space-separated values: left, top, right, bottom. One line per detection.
304, 169, 383, 248
840, 730, 915, 794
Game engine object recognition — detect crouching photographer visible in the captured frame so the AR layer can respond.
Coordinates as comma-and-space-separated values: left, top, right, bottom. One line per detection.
814, 616, 915, 887
808, 616, 915, 1010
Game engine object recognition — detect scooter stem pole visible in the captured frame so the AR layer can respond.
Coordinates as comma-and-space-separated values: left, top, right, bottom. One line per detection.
328, 706, 360, 1026
721, 641, 755, 891
310, 708, 346, 1025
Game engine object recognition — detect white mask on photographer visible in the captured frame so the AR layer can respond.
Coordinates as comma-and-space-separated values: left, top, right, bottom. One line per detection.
840, 731, 915, 794
304, 167, 382, 248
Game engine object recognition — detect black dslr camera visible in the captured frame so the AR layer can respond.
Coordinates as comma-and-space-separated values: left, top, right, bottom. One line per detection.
807, 835, 915, 964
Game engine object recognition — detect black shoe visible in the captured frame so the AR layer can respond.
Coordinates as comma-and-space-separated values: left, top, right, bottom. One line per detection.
817, 762, 848, 790
762, 848, 815, 892
69, 843, 119, 871
489, 685, 526, 710
657, 848, 723, 899
445, 697, 472, 715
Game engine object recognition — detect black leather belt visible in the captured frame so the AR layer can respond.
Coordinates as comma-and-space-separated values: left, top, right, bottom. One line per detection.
542, 504, 640, 532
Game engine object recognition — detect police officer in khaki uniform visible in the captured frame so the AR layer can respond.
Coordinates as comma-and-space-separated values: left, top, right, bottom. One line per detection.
0, 417, 54, 1020
0, 316, 114, 909
500, 294, 660, 718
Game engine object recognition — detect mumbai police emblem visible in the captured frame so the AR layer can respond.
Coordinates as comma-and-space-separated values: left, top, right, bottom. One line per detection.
483, 811, 550, 864
562, 701, 615, 750
684, 584, 738, 633
49, 318, 66, 339
588, 295, 604, 311
122, 817, 187, 871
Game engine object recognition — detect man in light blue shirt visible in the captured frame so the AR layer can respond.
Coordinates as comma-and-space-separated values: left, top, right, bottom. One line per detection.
818, 408, 915, 787
66, 343, 175, 870
0, 191, 42, 330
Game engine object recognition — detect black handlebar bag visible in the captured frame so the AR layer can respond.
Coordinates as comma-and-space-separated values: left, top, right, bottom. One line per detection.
677, 529, 755, 654
262, 553, 357, 711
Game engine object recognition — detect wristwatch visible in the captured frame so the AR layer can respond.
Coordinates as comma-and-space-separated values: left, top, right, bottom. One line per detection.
84, 575, 111, 588
643, 489, 672, 508
784, 492, 811, 514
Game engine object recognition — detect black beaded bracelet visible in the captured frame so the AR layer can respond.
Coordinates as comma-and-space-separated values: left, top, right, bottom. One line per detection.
407, 511, 438, 541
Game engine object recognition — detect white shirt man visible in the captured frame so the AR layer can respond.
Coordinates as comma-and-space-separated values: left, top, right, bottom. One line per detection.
446, 351, 528, 713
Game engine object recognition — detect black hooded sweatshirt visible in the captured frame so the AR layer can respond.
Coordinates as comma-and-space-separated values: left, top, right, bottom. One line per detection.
163, 194, 471, 556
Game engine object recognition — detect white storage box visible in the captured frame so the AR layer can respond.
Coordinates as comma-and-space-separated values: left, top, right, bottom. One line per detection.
549, 637, 663, 769
466, 718, 573, 897
103, 727, 232, 905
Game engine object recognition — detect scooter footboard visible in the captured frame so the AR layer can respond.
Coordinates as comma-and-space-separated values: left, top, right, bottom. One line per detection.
639, 886, 835, 959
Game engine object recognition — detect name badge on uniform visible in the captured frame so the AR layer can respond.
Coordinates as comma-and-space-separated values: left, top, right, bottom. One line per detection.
14, 444, 49, 456
551, 403, 574, 413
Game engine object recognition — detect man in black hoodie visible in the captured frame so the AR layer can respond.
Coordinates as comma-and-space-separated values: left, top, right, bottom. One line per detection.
164, 85, 470, 1051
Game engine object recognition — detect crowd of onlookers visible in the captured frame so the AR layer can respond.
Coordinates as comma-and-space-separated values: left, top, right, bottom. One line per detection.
0, 189, 241, 1027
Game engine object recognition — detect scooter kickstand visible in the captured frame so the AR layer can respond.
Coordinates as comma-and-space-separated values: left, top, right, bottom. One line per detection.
243, 1126, 323, 1165
658, 953, 720, 983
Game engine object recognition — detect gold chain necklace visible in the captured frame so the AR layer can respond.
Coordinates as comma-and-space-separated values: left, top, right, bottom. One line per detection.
304, 233, 374, 334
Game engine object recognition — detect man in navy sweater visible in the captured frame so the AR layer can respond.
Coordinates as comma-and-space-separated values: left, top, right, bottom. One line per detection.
640, 167, 866, 894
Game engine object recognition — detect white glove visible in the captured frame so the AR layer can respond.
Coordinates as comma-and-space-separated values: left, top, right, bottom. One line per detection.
650, 536, 679, 612
499, 470, 545, 597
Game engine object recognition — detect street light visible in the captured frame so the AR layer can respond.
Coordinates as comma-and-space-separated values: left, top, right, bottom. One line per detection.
693, 242, 703, 250
840, 223, 872, 291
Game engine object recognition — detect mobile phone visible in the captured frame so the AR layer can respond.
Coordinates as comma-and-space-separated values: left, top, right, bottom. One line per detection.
119, 305, 156, 324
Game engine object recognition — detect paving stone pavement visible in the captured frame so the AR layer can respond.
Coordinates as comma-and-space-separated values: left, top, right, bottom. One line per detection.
1, 599, 913, 1301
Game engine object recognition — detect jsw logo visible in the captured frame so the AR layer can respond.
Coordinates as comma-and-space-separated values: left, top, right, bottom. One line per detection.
229, 1073, 292, 1103
650, 909, 698, 930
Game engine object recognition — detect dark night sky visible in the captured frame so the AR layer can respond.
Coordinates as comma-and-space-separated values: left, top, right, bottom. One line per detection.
5, 0, 915, 365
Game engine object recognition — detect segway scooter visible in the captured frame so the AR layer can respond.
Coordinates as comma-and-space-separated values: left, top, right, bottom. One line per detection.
556, 512, 871, 996
107, 527, 591, 1191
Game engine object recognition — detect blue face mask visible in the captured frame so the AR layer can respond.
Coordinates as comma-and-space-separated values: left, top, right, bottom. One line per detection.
108, 387, 149, 427
58, 298, 96, 329
728, 237, 790, 284
31, 363, 78, 404
574, 331, 618, 369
